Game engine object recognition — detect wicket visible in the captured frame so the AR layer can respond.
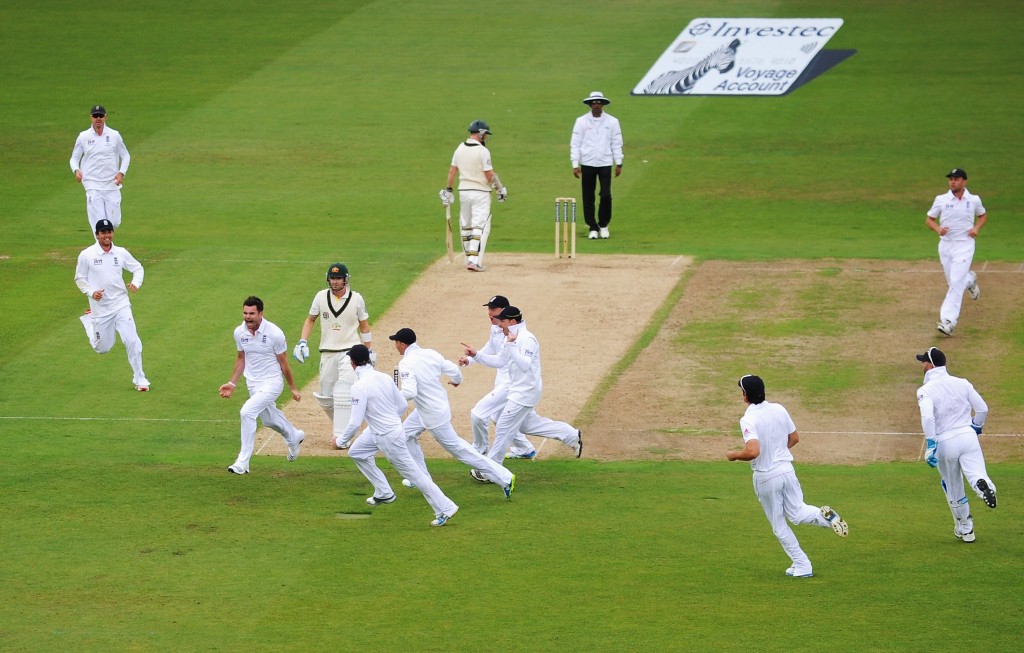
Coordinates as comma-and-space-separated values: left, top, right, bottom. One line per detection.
554, 197, 577, 258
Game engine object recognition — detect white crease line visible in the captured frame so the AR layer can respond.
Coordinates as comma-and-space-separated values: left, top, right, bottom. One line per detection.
0, 416, 233, 423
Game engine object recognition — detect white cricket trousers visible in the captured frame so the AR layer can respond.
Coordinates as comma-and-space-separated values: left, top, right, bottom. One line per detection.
233, 379, 300, 471
752, 464, 830, 573
935, 427, 996, 534
81, 306, 148, 387
348, 425, 458, 518
85, 189, 122, 231
470, 387, 535, 455
318, 351, 356, 438
403, 409, 514, 486
489, 401, 578, 463
938, 237, 975, 327
458, 190, 492, 267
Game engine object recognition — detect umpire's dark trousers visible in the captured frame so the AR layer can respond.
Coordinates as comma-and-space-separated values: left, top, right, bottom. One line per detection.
580, 165, 612, 231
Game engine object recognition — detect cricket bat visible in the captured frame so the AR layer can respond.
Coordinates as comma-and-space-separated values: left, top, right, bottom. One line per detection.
445, 204, 454, 263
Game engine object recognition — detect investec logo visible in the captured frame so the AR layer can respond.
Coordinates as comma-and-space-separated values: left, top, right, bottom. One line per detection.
633, 18, 845, 96
688, 20, 839, 39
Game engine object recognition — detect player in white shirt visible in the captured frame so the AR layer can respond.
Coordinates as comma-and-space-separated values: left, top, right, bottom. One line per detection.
74, 219, 150, 391
69, 105, 131, 231
727, 375, 848, 578
915, 347, 996, 543
293, 263, 372, 444
459, 295, 537, 458
337, 345, 460, 526
570, 92, 623, 240
439, 120, 507, 272
387, 328, 516, 497
487, 306, 582, 464
925, 168, 986, 336
218, 296, 304, 474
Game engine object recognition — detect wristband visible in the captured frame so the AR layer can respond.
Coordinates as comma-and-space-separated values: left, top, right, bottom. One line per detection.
360, 332, 372, 343
227, 381, 236, 387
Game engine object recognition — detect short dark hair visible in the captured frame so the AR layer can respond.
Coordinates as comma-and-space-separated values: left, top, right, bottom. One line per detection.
243, 296, 264, 312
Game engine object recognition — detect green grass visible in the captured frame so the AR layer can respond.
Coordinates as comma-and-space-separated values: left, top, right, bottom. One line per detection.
1, 0, 1023, 650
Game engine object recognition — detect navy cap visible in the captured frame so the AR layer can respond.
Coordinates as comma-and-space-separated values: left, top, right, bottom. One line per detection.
946, 168, 967, 179
916, 347, 946, 367
483, 295, 510, 308
94, 219, 114, 233
90, 105, 106, 116
388, 328, 417, 345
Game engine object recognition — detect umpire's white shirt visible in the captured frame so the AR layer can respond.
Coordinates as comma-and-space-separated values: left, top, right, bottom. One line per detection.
739, 401, 796, 474
927, 189, 986, 240
570, 112, 624, 168
339, 364, 407, 442
917, 366, 988, 442
499, 323, 542, 407
74, 241, 144, 317
70, 126, 131, 191
234, 318, 287, 385
398, 343, 463, 430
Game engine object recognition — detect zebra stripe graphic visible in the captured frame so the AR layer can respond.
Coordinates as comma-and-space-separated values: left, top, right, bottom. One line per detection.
642, 39, 742, 95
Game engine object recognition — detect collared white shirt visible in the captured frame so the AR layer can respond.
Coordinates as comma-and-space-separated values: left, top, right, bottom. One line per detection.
497, 323, 542, 407
451, 139, 493, 191
927, 189, 986, 240
398, 343, 463, 429
339, 364, 407, 442
570, 112, 624, 168
234, 318, 288, 385
917, 366, 988, 441
308, 287, 369, 352
739, 401, 796, 473
70, 126, 131, 191
74, 241, 144, 317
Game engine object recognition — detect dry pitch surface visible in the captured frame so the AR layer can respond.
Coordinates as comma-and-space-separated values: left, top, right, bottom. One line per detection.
257, 255, 1023, 465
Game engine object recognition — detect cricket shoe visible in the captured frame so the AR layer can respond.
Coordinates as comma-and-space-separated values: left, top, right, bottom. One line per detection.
976, 479, 997, 508
366, 494, 396, 506
569, 430, 583, 458
287, 430, 305, 461
506, 450, 537, 460
227, 463, 249, 475
785, 567, 814, 578
401, 479, 417, 489
821, 506, 848, 537
431, 505, 459, 527
466, 263, 485, 272
936, 319, 954, 336
588, 231, 599, 240
967, 272, 980, 300
135, 385, 150, 392
504, 474, 516, 499
599, 227, 610, 239
470, 469, 493, 484
955, 527, 976, 543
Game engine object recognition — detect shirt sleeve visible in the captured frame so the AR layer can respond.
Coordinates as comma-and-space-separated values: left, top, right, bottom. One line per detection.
917, 388, 937, 440
974, 196, 986, 216
122, 248, 144, 288
926, 195, 944, 219
308, 292, 320, 318
116, 133, 131, 175
739, 417, 758, 443
74, 250, 91, 294
398, 359, 417, 401
340, 383, 367, 441
967, 383, 988, 426
570, 116, 583, 167
504, 337, 534, 372
611, 117, 624, 166
70, 135, 84, 173
442, 358, 463, 385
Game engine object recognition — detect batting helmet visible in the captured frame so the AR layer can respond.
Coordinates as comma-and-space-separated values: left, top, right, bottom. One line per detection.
468, 120, 491, 134
326, 263, 349, 280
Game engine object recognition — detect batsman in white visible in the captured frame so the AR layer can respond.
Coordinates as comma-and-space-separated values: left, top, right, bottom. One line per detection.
727, 375, 847, 578
74, 219, 150, 392
925, 167, 986, 336
69, 105, 131, 232
219, 296, 304, 475
387, 328, 516, 498
337, 345, 460, 526
293, 263, 372, 447
440, 120, 507, 272
458, 295, 537, 459
915, 347, 996, 543
486, 306, 583, 464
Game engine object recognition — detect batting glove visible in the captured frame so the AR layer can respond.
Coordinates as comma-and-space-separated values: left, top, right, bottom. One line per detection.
925, 438, 938, 468
293, 339, 310, 363
497, 187, 508, 202
369, 348, 377, 366
971, 422, 983, 435
439, 189, 454, 206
